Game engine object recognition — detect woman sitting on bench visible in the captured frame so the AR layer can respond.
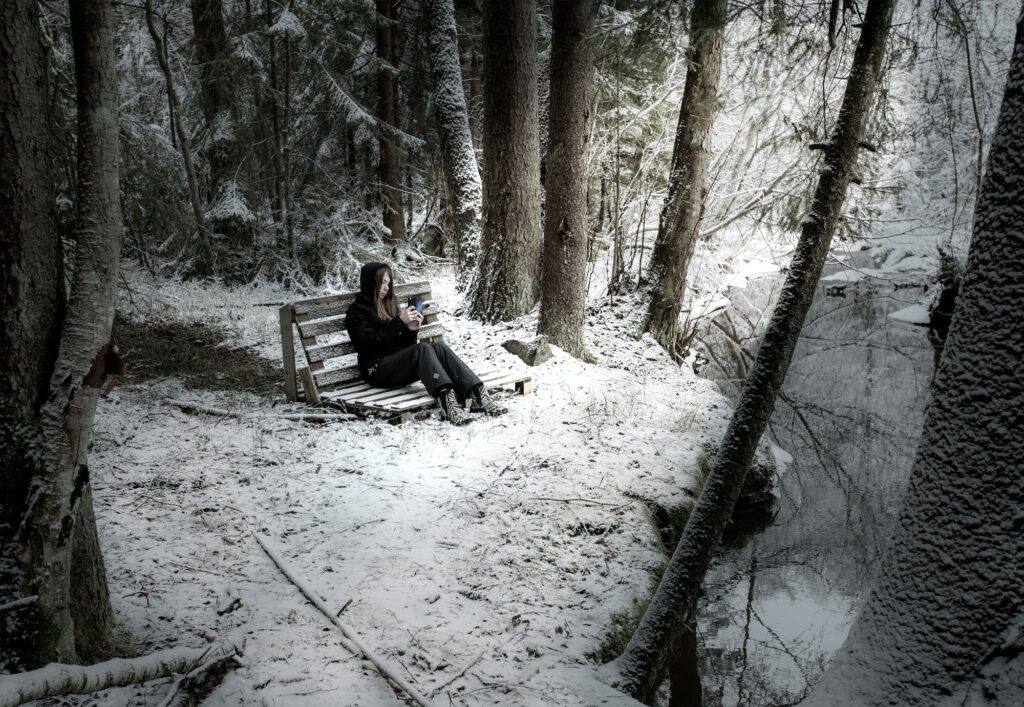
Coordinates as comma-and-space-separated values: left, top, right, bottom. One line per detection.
345, 262, 507, 425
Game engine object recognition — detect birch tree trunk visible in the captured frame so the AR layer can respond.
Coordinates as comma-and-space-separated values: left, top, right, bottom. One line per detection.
608, 0, 896, 701
145, 0, 215, 276
376, 0, 405, 244
423, 0, 482, 279
644, 0, 727, 355
16, 0, 123, 664
469, 0, 541, 322
537, 0, 598, 360
0, 0, 66, 667
806, 10, 1024, 704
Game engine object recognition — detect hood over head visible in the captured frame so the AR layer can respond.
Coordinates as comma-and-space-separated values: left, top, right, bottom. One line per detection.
359, 262, 388, 300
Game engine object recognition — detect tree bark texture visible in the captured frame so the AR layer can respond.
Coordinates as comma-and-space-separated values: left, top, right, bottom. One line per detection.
470, 0, 541, 322
145, 0, 214, 275
0, 0, 67, 668
610, 0, 896, 701
17, 0, 123, 665
0, 0, 65, 530
376, 0, 405, 244
537, 0, 598, 360
644, 0, 727, 354
806, 10, 1024, 705
423, 0, 483, 278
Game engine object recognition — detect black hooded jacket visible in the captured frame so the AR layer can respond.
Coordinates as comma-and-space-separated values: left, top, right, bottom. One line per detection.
345, 262, 416, 380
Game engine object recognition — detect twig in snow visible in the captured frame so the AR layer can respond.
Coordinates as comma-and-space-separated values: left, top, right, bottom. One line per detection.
429, 649, 486, 697
251, 531, 436, 707
530, 496, 634, 508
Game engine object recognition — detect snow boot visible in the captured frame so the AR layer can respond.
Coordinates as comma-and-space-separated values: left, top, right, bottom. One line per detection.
438, 388, 472, 426
471, 385, 508, 416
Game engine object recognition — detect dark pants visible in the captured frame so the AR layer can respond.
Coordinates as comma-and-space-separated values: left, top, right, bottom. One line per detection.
368, 341, 482, 398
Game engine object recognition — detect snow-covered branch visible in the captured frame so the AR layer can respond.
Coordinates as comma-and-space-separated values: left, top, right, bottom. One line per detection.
0, 642, 238, 707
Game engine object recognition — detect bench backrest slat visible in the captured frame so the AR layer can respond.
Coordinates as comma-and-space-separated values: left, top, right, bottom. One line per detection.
292, 280, 432, 319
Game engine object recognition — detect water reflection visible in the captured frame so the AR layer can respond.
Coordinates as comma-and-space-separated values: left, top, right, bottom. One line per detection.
690, 267, 934, 706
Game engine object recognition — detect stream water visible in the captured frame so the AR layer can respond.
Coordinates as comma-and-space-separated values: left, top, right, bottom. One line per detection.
688, 262, 937, 706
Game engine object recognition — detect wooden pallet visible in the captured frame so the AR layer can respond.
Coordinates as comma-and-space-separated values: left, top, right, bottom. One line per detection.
279, 281, 533, 421
323, 369, 532, 423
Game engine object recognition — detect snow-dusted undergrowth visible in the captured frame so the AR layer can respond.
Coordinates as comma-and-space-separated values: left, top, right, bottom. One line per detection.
83, 266, 731, 706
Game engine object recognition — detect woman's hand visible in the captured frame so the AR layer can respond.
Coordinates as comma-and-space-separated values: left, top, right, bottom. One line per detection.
400, 306, 423, 330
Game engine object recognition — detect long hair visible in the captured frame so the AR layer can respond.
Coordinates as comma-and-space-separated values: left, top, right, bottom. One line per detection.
374, 266, 400, 320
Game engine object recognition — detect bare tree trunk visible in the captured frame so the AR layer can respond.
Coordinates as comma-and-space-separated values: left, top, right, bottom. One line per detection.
469, 0, 541, 322
423, 0, 482, 280
145, 0, 214, 275
17, 0, 125, 664
608, 0, 896, 701
0, 0, 66, 668
644, 0, 727, 355
537, 0, 598, 360
807, 10, 1024, 705
377, 0, 405, 244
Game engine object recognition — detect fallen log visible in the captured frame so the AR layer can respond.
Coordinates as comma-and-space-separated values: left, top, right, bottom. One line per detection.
0, 641, 237, 707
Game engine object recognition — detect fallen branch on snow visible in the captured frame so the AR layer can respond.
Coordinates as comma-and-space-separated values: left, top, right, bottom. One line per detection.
252, 532, 435, 707
163, 399, 239, 419
163, 399, 353, 423
277, 412, 355, 423
0, 641, 238, 707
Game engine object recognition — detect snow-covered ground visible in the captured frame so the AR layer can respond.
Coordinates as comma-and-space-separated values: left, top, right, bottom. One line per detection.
79, 266, 734, 706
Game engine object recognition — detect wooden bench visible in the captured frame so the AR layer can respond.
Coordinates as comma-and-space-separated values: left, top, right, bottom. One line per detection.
279, 280, 532, 421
